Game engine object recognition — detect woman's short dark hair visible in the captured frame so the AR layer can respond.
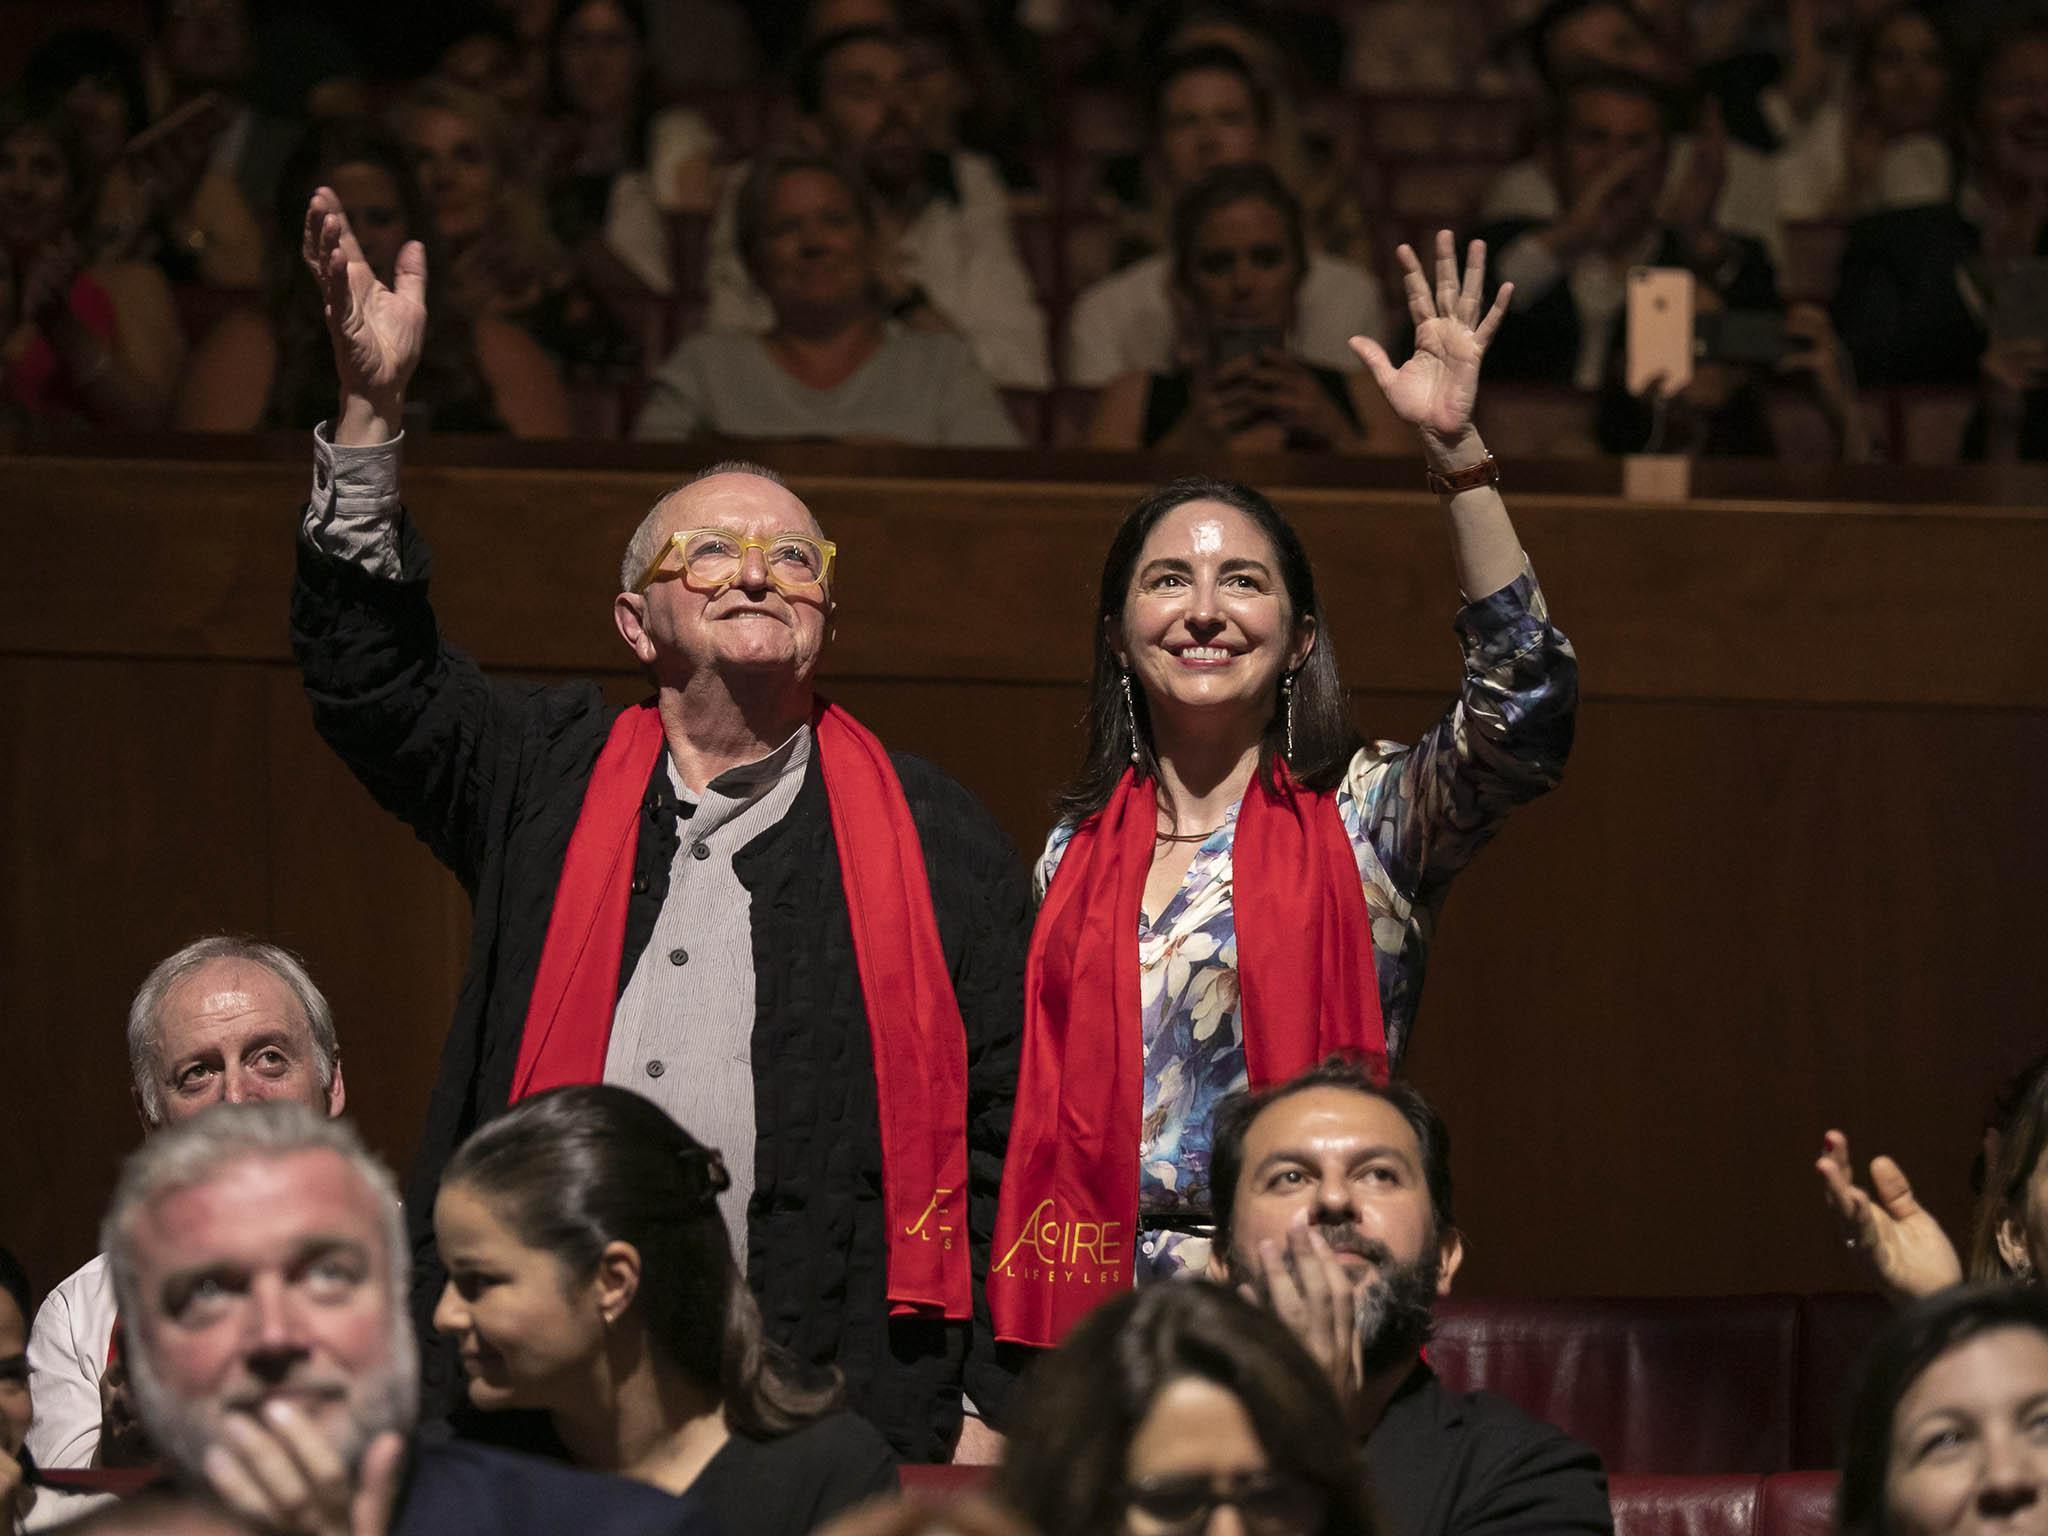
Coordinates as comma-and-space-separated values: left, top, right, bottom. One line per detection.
733, 148, 878, 292
22, 28, 150, 150
1210, 1058, 1454, 1262
1171, 160, 1308, 298
996, 1280, 1378, 1536
1055, 476, 1362, 825
442, 1084, 842, 1438
1150, 43, 1273, 138
1837, 1283, 2048, 1536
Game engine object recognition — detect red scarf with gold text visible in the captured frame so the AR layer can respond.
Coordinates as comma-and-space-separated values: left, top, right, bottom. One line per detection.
988, 765, 1388, 1346
509, 700, 971, 1319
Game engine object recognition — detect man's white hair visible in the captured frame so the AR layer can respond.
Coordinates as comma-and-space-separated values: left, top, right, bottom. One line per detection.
126, 937, 338, 1127
617, 460, 818, 592
102, 1103, 418, 1477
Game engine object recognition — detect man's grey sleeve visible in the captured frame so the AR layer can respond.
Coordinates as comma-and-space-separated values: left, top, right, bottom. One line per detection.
302, 423, 405, 578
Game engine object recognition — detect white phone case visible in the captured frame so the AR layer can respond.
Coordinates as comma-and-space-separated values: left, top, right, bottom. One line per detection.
1626, 267, 1696, 398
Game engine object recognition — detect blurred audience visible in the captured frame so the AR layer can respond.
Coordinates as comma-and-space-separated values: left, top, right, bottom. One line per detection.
0, 97, 182, 428
433, 1086, 897, 1536
1819, 1053, 2048, 1302
392, 79, 635, 375
705, 25, 1049, 389
1067, 44, 1386, 390
995, 1280, 1380, 1536
1832, 17, 2048, 459
1090, 164, 1399, 451
1772, 2, 1955, 221
638, 150, 1018, 444
25, 938, 347, 1480
2, 1246, 32, 1534
1478, 71, 1783, 454
176, 120, 568, 437
434, 8, 549, 137
1209, 1061, 1614, 1536
1835, 1284, 2048, 1536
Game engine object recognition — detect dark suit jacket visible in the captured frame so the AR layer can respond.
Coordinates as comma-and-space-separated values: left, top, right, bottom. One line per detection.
1364, 1364, 1612, 1536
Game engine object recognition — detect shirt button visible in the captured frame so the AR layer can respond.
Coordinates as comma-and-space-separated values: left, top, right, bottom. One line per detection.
630, 875, 649, 894
645, 1059, 666, 1078
668, 947, 689, 966
690, 842, 711, 861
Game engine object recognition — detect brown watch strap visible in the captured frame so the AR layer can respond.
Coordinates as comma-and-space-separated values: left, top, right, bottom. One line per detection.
1425, 452, 1500, 497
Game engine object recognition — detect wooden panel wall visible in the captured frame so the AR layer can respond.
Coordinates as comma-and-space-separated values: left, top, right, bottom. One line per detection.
3, 449, 2043, 1309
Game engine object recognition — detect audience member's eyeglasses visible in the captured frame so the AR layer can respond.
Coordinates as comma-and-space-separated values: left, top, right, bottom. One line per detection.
633, 528, 837, 598
1121, 1470, 1321, 1535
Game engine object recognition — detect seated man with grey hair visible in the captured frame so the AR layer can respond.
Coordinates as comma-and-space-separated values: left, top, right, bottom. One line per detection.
289, 189, 1027, 1463
100, 1102, 709, 1536
27, 938, 346, 1480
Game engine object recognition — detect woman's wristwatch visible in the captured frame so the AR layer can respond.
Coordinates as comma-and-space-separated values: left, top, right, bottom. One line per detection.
1425, 451, 1500, 498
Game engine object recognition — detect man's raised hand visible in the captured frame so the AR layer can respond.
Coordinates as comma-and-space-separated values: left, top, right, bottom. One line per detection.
302, 187, 426, 435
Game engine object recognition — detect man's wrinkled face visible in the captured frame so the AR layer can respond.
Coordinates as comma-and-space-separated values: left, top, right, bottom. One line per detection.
616, 475, 833, 689
121, 1150, 416, 1483
148, 960, 341, 1128
1224, 1087, 1457, 1370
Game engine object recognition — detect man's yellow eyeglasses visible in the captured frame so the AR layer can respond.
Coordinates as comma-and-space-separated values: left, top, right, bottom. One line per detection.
632, 528, 838, 597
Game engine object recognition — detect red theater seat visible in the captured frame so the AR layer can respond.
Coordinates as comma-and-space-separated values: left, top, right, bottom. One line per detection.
1758, 1471, 1836, 1536
1432, 1297, 1798, 1474
1609, 1475, 1761, 1536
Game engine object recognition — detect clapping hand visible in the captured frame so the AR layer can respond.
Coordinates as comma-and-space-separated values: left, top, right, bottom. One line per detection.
1350, 231, 1510, 452
302, 187, 426, 431
1816, 1129, 1964, 1301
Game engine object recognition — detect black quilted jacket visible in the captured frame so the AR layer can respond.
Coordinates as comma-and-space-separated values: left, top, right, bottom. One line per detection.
291, 518, 1029, 1462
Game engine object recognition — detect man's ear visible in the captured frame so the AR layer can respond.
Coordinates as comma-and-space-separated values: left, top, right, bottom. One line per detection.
1435, 1227, 1465, 1297
594, 1240, 643, 1325
614, 593, 657, 666
1208, 1240, 1235, 1283
325, 1057, 347, 1118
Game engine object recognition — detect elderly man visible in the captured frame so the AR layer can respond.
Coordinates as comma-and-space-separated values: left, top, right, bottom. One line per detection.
102, 1102, 708, 1536
291, 191, 1027, 1463
702, 25, 1049, 389
26, 938, 346, 1480
1210, 1060, 1612, 1536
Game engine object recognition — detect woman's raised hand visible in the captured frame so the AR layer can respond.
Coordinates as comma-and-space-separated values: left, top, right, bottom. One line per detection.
1350, 230, 1510, 450
1816, 1128, 1965, 1301
302, 186, 426, 419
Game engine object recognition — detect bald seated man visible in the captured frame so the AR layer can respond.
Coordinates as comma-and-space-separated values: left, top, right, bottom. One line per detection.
27, 937, 348, 1484
288, 191, 1029, 1464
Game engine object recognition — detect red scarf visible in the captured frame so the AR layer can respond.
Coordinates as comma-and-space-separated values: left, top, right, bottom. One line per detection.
988, 766, 1389, 1346
510, 700, 971, 1320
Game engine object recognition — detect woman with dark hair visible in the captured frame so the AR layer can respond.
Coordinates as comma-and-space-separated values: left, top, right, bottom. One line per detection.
433, 1085, 897, 1536
990, 233, 1576, 1344
1820, 1054, 2048, 1302
996, 1281, 1379, 1536
634, 150, 1018, 445
1089, 163, 1400, 452
1836, 1283, 2048, 1536
175, 118, 568, 435
0, 96, 181, 426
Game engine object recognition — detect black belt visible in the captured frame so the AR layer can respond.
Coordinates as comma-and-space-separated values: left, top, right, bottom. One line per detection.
1137, 1212, 1215, 1235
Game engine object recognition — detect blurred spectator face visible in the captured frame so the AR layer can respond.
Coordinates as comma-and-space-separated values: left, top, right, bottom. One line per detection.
1121, 1375, 1315, 1536
1977, 37, 2048, 195
1556, 86, 1667, 230
0, 1281, 27, 1460
61, 74, 135, 170
440, 33, 544, 125
806, 0, 898, 38
0, 125, 74, 253
120, 1147, 414, 1482
557, 0, 641, 121
1158, 68, 1267, 195
157, 0, 253, 93
1544, 3, 1680, 88
1185, 194, 1299, 331
403, 106, 499, 245
147, 959, 343, 1128
1865, 11, 1948, 140
902, 32, 965, 153
754, 166, 873, 319
328, 160, 409, 285
816, 37, 925, 194
1882, 1325, 2048, 1536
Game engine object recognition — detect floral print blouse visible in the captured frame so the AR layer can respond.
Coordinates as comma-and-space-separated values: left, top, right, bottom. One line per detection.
1035, 563, 1578, 1280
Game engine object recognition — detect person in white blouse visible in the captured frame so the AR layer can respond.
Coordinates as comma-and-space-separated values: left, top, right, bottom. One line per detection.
24, 939, 346, 1485
704, 26, 1050, 389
